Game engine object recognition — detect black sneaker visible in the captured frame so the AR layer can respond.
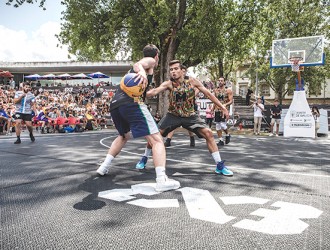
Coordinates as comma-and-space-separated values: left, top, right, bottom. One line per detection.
217, 140, 224, 146
190, 136, 195, 147
164, 139, 171, 147
30, 133, 35, 142
14, 138, 21, 144
225, 134, 231, 144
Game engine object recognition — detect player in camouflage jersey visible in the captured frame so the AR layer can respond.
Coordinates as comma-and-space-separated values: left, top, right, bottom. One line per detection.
213, 77, 233, 146
136, 60, 233, 176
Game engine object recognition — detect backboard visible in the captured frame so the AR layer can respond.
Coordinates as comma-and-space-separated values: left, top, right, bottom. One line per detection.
270, 35, 325, 68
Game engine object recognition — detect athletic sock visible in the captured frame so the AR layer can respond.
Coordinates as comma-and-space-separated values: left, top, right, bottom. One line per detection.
211, 151, 222, 163
155, 166, 166, 178
102, 154, 114, 166
143, 147, 152, 158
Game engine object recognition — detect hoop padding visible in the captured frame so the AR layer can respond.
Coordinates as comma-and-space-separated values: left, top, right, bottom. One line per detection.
289, 57, 303, 72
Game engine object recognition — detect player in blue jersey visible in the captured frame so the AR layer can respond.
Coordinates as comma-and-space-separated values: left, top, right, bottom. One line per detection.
96, 44, 180, 192
13, 82, 36, 144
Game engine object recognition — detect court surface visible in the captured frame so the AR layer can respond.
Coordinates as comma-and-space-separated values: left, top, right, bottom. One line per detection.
1, 130, 329, 249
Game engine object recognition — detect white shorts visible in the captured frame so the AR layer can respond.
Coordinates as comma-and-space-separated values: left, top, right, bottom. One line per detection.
215, 122, 227, 131
270, 118, 281, 125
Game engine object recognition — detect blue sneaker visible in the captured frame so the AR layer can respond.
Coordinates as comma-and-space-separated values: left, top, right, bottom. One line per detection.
136, 156, 148, 169
215, 160, 233, 176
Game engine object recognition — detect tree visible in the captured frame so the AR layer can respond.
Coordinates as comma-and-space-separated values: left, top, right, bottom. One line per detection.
6, 0, 46, 9
57, 0, 259, 115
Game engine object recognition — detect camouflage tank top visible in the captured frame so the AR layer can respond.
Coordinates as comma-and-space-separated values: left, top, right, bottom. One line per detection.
214, 87, 229, 111
168, 78, 195, 117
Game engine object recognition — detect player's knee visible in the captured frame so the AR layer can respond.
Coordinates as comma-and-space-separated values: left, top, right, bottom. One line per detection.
203, 128, 213, 139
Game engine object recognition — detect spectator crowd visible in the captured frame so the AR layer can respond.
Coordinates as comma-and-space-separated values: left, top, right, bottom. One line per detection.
0, 81, 115, 135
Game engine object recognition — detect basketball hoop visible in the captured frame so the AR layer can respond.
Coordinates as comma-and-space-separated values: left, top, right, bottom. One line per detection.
289, 56, 303, 72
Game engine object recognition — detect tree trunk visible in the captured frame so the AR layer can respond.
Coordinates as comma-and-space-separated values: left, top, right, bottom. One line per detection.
218, 58, 224, 78
157, 31, 179, 117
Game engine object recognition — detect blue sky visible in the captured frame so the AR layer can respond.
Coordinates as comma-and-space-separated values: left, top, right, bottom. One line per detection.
0, 1, 71, 62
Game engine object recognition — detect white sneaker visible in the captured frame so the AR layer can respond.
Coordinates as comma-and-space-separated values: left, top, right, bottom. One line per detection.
155, 176, 180, 192
269, 133, 274, 136
96, 164, 110, 176
275, 134, 279, 137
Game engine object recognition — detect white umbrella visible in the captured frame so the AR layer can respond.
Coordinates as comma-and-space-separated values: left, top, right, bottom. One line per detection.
56, 73, 71, 84
40, 73, 56, 79
56, 73, 71, 79
71, 73, 92, 79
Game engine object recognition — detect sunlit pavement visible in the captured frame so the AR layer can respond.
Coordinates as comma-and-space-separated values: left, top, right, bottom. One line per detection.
1, 129, 329, 249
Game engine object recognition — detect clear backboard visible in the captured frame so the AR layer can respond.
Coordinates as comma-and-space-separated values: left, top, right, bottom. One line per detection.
270, 35, 325, 68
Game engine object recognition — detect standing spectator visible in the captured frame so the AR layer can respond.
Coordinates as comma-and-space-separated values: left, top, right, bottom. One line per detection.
269, 99, 282, 137
0, 103, 11, 135
246, 87, 253, 106
253, 97, 264, 135
205, 103, 214, 129
9, 78, 16, 90
13, 82, 36, 144
312, 106, 320, 137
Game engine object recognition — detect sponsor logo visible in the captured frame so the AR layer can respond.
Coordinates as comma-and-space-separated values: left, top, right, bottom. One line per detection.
290, 123, 312, 128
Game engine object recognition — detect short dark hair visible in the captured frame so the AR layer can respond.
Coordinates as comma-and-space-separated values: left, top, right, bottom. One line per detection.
274, 99, 279, 102
169, 60, 185, 70
143, 44, 159, 58
23, 82, 31, 86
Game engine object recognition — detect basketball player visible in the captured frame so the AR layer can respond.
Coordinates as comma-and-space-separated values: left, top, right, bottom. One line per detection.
163, 65, 195, 147
96, 44, 180, 192
213, 77, 233, 146
136, 60, 233, 176
13, 82, 36, 144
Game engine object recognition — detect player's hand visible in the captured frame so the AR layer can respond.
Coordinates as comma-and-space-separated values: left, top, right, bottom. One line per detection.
135, 72, 147, 86
222, 108, 229, 119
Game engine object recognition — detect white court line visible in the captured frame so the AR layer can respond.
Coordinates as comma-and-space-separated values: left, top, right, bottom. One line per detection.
100, 137, 330, 179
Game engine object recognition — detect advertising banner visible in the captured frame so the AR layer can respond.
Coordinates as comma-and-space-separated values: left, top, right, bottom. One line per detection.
283, 91, 315, 138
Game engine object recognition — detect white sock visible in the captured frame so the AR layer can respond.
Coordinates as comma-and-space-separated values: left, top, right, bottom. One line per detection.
211, 151, 222, 163
143, 148, 152, 157
155, 166, 166, 178
102, 154, 114, 166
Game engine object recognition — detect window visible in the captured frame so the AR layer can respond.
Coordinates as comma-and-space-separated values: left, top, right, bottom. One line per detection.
260, 84, 270, 96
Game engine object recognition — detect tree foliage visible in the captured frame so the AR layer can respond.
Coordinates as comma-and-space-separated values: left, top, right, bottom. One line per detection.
56, 0, 260, 114
6, 0, 46, 9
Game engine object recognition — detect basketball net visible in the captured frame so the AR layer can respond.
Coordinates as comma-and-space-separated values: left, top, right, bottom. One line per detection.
289, 57, 303, 72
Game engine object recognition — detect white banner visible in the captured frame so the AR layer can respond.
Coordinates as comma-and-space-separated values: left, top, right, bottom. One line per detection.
283, 91, 315, 138
196, 98, 233, 117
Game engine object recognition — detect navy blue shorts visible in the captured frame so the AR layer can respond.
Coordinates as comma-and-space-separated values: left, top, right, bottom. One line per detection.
111, 103, 159, 138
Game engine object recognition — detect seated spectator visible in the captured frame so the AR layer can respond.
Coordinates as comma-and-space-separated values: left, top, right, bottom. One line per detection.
36, 107, 51, 134
154, 112, 161, 124
0, 103, 11, 135
85, 108, 98, 130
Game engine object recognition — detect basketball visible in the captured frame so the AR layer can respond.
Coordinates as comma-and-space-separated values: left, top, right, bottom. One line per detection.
120, 73, 145, 98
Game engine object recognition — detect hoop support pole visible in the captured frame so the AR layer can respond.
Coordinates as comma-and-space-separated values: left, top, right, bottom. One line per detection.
297, 71, 302, 90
